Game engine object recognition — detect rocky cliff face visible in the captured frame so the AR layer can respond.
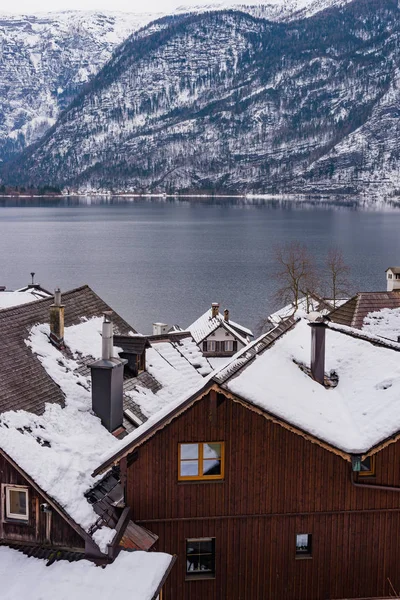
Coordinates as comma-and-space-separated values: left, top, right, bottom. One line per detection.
0, 10, 162, 163
3, 0, 399, 195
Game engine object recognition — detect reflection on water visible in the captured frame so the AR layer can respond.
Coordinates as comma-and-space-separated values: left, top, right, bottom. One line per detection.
1, 195, 400, 333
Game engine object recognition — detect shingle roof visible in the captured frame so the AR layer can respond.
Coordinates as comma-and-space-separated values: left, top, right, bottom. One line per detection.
0, 285, 135, 415
329, 292, 400, 330
386, 267, 400, 274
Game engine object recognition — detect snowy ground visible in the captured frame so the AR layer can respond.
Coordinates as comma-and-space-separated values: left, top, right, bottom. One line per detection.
0, 547, 172, 600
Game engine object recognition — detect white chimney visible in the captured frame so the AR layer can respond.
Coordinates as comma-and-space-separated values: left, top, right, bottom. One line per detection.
153, 322, 169, 336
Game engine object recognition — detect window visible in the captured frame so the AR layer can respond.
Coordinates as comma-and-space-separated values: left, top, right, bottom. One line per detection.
396, 274, 400, 280
296, 533, 312, 557
207, 341, 216, 352
224, 340, 233, 352
5, 486, 29, 521
178, 443, 224, 481
359, 455, 375, 477
388, 273, 393, 279
186, 538, 215, 578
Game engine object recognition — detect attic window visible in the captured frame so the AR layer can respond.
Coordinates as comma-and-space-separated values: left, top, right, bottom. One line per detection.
388, 274, 393, 279
178, 443, 224, 481
359, 455, 375, 477
5, 486, 29, 521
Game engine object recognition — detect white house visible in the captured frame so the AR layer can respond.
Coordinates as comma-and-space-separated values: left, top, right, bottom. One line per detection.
386, 267, 400, 291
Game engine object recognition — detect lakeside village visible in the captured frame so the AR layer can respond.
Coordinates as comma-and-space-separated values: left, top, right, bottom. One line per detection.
1, 269, 400, 599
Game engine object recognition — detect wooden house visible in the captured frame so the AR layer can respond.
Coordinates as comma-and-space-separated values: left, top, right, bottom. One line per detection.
94, 315, 400, 600
0, 285, 203, 595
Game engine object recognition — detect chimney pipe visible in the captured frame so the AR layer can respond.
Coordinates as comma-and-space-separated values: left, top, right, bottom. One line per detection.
211, 303, 219, 318
102, 311, 113, 360
224, 308, 230, 322
49, 288, 64, 349
308, 315, 327, 386
90, 313, 127, 433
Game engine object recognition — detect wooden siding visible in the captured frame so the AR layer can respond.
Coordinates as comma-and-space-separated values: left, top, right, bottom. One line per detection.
127, 391, 400, 600
0, 454, 84, 549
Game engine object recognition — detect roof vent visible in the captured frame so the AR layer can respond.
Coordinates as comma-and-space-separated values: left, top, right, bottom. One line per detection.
308, 314, 328, 386
224, 309, 230, 322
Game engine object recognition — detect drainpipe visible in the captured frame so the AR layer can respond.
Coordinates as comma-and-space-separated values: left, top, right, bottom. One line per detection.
351, 469, 400, 493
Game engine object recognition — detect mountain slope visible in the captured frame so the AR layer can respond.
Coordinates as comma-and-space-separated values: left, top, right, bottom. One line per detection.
0, 10, 162, 163
3, 0, 399, 195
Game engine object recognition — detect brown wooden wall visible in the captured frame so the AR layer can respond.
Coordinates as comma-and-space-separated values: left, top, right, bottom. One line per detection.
127, 391, 400, 600
0, 453, 84, 550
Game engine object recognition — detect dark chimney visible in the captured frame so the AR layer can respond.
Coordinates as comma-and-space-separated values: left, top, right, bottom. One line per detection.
49, 288, 64, 349
224, 308, 230, 322
211, 303, 219, 318
90, 313, 127, 433
308, 315, 327, 386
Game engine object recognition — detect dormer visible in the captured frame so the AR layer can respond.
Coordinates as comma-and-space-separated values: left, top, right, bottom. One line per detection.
113, 335, 150, 377
386, 267, 400, 292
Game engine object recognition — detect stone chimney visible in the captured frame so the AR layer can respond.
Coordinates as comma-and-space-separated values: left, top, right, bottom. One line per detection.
224, 308, 230, 322
308, 312, 327, 386
90, 313, 127, 433
49, 288, 64, 349
211, 303, 219, 318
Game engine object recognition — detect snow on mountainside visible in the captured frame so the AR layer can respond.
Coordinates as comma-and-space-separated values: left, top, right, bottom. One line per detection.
2, 0, 400, 196
0, 10, 163, 163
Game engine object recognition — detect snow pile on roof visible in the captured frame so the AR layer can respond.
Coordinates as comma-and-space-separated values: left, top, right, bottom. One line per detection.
0, 546, 172, 600
172, 336, 212, 375
225, 318, 400, 454
188, 307, 252, 345
363, 307, 400, 342
0, 288, 49, 310
125, 342, 205, 418
0, 318, 120, 548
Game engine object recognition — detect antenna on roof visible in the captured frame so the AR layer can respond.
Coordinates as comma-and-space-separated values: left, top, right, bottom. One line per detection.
30, 272, 35, 285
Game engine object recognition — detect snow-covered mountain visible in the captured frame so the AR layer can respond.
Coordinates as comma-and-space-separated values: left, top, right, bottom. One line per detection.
0, 10, 163, 162
3, 0, 400, 195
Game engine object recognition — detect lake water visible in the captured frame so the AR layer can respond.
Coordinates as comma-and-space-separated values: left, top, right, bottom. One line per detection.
1, 196, 400, 334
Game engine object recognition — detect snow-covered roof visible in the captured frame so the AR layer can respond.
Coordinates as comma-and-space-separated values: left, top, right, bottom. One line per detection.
221, 319, 400, 454
363, 307, 400, 342
0, 287, 210, 551
96, 316, 400, 473
0, 286, 50, 309
267, 294, 344, 326
188, 306, 253, 345
0, 546, 173, 600
330, 291, 400, 331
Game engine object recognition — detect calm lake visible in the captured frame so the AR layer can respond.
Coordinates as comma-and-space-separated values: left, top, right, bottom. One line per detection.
1, 196, 400, 333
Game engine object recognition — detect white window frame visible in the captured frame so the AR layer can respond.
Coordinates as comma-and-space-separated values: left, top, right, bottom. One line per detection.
5, 485, 29, 521
225, 340, 234, 352
207, 340, 216, 352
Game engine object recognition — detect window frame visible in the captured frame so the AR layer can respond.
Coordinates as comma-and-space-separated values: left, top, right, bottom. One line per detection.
178, 442, 225, 482
358, 455, 376, 477
207, 340, 216, 352
185, 537, 216, 580
5, 485, 29, 521
295, 533, 312, 559
224, 340, 234, 352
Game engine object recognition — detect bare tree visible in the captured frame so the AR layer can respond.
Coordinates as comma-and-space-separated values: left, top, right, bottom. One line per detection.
273, 241, 318, 312
325, 247, 351, 308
